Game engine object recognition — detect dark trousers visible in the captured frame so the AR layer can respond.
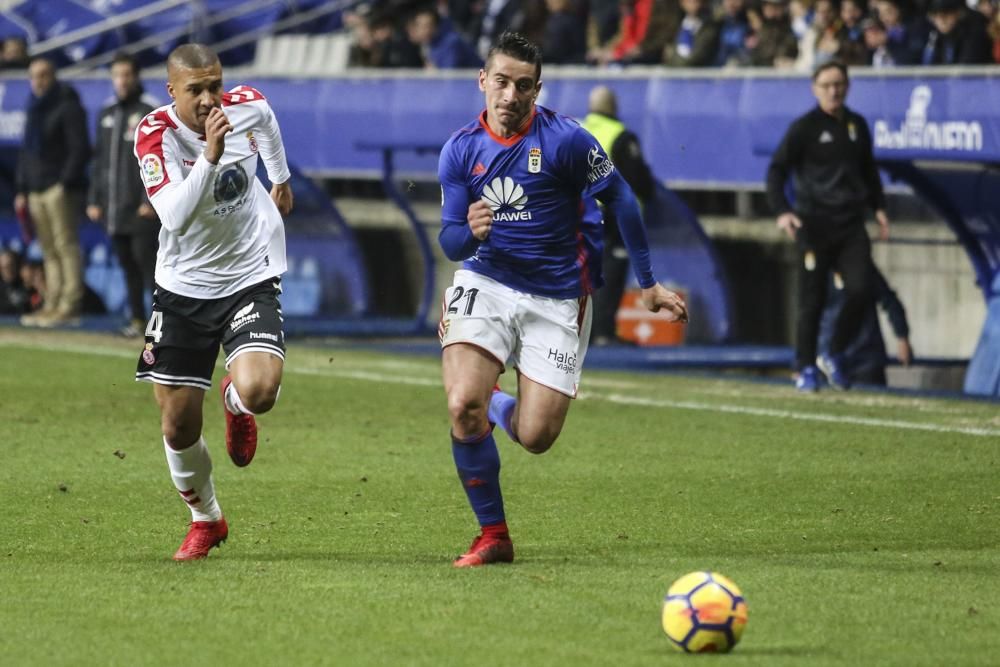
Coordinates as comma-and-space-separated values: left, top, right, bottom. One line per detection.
591, 242, 629, 341
112, 231, 158, 322
795, 221, 873, 370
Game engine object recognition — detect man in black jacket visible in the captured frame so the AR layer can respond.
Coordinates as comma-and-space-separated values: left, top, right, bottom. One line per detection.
86, 53, 159, 337
766, 61, 889, 391
819, 262, 912, 387
920, 0, 992, 65
16, 56, 91, 327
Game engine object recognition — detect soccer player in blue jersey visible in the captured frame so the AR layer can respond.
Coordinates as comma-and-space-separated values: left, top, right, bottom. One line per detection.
437, 31, 688, 567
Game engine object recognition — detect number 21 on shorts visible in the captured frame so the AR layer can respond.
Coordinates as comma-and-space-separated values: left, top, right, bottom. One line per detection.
446, 286, 479, 316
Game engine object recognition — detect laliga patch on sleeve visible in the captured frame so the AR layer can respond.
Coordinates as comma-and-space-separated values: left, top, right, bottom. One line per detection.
141, 154, 165, 187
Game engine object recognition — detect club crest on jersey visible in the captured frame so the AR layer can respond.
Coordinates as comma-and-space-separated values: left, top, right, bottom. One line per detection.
527, 147, 542, 173
847, 122, 858, 142
142, 343, 155, 365
141, 154, 164, 187
482, 176, 531, 222
214, 163, 249, 203
247, 130, 258, 153
586, 145, 615, 183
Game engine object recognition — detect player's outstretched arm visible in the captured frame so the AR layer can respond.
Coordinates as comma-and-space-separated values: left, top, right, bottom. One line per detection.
640, 283, 688, 323
270, 181, 293, 216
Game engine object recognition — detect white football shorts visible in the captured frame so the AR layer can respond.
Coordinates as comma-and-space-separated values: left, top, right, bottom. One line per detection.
439, 269, 592, 397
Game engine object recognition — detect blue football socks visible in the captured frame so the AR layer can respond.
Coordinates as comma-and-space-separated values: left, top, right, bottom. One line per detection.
487, 389, 518, 443
451, 429, 505, 527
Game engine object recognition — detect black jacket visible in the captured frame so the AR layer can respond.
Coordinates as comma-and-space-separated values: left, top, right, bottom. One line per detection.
16, 81, 91, 194
88, 87, 159, 236
605, 129, 656, 248
766, 105, 885, 225
921, 11, 992, 65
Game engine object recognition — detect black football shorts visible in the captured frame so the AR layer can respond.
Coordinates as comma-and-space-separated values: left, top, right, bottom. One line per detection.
135, 278, 285, 390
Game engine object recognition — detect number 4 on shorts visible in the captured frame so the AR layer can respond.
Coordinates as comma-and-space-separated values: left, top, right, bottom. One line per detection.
145, 310, 164, 343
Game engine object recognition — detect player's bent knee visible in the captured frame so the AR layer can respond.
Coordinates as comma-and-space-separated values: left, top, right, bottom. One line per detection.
240, 381, 280, 414
518, 430, 558, 455
161, 419, 201, 450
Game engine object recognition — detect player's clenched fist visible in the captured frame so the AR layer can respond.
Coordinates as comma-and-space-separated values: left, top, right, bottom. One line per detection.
468, 200, 493, 240
640, 283, 689, 323
203, 107, 232, 164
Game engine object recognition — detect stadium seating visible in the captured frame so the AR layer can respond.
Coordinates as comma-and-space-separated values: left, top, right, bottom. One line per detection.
14, 0, 349, 69
13, 0, 124, 66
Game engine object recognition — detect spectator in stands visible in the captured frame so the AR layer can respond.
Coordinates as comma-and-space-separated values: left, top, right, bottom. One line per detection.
590, 0, 678, 65
862, 16, 892, 65
871, 0, 925, 65
714, 0, 751, 66
0, 36, 29, 70
837, 0, 871, 64
789, 0, 812, 41
406, 6, 483, 68
441, 0, 484, 40
818, 263, 912, 386
0, 248, 30, 314
473, 0, 528, 59
15, 56, 91, 328
588, 0, 623, 44
795, 0, 843, 71
582, 85, 657, 346
664, 0, 721, 66
920, 0, 992, 64
975, 0, 996, 22
345, 5, 384, 67
766, 61, 888, 392
20, 257, 45, 315
543, 0, 588, 63
367, 7, 425, 67
747, 0, 799, 68
990, 4, 1000, 62
86, 53, 160, 338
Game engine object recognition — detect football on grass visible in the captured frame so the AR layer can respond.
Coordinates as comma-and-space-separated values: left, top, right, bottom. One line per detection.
661, 571, 748, 653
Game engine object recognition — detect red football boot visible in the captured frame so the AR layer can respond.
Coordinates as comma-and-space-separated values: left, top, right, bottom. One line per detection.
220, 375, 257, 467
173, 518, 229, 561
453, 527, 514, 568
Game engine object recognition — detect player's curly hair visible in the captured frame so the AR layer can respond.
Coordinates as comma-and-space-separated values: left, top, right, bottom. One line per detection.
486, 31, 542, 82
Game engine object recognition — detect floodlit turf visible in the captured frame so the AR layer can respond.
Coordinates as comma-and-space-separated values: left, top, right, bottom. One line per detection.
2, 329, 999, 666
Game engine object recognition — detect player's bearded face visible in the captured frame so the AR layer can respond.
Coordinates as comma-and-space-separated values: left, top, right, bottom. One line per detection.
167, 63, 224, 134
479, 54, 541, 136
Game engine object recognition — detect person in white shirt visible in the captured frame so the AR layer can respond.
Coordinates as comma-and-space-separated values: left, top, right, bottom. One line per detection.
133, 44, 293, 561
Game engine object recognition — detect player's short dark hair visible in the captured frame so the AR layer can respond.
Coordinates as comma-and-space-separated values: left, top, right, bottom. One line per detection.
167, 43, 220, 72
486, 31, 541, 82
110, 52, 139, 74
812, 60, 848, 82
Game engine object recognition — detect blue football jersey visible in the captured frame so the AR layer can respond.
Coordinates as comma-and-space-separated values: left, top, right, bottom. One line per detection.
438, 105, 619, 299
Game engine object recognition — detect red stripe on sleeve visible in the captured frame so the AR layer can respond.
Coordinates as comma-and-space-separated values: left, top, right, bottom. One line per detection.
134, 110, 176, 198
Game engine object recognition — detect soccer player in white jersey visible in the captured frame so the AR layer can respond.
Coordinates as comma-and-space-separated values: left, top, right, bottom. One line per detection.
133, 44, 293, 561
438, 32, 688, 567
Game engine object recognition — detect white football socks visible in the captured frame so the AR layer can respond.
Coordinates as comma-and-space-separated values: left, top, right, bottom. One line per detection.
164, 436, 222, 522
224, 381, 253, 416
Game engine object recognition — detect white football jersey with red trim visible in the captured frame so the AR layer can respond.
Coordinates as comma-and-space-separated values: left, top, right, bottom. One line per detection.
134, 85, 291, 300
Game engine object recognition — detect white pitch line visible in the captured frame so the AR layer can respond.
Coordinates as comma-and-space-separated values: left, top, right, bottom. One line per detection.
599, 394, 1000, 439
3, 339, 997, 438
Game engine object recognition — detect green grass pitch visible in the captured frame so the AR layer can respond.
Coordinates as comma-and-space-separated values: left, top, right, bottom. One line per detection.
2, 329, 999, 666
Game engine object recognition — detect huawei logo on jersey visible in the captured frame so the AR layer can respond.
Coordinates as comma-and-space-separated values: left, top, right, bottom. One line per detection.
472, 162, 486, 175
481, 176, 531, 222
